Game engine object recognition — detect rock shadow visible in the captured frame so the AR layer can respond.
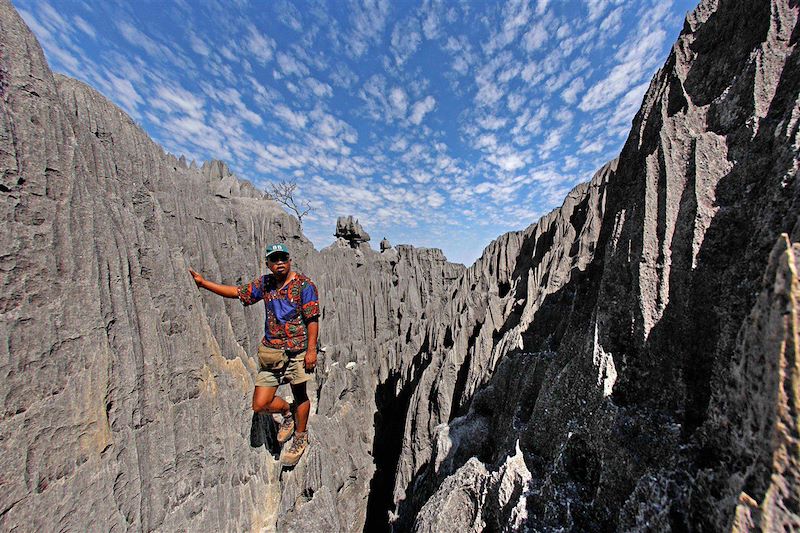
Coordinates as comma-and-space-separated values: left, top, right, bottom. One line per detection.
250, 412, 281, 458
392, 18, 800, 528
363, 338, 433, 533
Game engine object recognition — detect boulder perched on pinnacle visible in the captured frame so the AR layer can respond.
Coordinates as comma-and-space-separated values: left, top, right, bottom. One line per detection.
335, 215, 371, 244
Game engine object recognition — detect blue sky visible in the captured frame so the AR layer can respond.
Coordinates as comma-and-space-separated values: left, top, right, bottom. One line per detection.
16, 0, 695, 266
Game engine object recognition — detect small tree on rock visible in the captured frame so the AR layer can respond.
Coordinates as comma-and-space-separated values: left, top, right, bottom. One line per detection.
265, 180, 313, 229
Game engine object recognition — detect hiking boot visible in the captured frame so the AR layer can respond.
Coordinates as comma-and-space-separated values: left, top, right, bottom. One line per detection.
280, 431, 308, 467
277, 413, 295, 444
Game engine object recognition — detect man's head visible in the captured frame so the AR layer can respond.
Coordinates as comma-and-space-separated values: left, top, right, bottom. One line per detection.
265, 243, 291, 276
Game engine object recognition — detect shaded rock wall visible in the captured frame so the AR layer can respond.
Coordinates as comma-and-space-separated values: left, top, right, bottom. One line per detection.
390, 0, 800, 530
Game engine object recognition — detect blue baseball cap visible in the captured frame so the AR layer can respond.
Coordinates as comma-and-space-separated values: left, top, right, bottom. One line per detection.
265, 243, 289, 259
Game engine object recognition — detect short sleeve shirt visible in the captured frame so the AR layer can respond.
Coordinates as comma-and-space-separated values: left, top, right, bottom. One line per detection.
237, 273, 320, 351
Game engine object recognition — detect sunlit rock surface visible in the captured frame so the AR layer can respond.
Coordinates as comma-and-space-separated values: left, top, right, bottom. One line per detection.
335, 215, 371, 245
0, 1, 462, 530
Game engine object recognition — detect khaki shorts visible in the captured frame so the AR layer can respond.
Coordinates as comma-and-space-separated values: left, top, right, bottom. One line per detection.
255, 345, 311, 388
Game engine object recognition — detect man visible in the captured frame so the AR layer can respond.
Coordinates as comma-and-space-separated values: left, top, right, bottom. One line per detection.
189, 243, 319, 467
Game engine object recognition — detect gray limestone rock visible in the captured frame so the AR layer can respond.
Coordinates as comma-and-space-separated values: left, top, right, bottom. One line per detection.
2, 0, 800, 531
335, 215, 371, 244
392, 0, 800, 530
201, 159, 262, 199
0, 2, 463, 530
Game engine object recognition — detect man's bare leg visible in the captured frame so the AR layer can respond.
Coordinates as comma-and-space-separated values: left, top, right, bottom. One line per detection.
291, 382, 310, 432
252, 386, 290, 415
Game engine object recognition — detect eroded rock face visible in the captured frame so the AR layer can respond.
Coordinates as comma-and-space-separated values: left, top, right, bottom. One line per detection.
391, 0, 800, 530
335, 215, 371, 245
0, 2, 463, 531
276, 236, 463, 532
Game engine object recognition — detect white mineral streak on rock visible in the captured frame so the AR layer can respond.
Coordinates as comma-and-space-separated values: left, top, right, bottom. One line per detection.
432, 423, 453, 474
593, 320, 617, 398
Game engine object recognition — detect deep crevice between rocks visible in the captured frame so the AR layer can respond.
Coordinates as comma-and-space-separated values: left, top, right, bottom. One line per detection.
363, 339, 433, 533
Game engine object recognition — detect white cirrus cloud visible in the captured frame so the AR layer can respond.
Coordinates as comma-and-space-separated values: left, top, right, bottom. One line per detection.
116, 21, 165, 59
411, 170, 432, 183
305, 77, 334, 98
579, 139, 604, 154
330, 63, 359, 88
273, 103, 308, 129
277, 51, 310, 77
579, 27, 665, 111
474, 182, 493, 194
475, 80, 505, 107
152, 83, 206, 119
477, 114, 508, 130
358, 74, 410, 122
246, 24, 276, 64
561, 76, 584, 104
390, 16, 422, 65
522, 21, 548, 52
484, 0, 533, 54
73, 15, 95, 38
346, 0, 391, 57
104, 74, 143, 114
506, 92, 526, 112
474, 133, 498, 150
600, 7, 624, 33
219, 46, 237, 62
310, 107, 358, 144
535, 0, 550, 15
389, 87, 409, 116
275, 0, 303, 31
490, 150, 531, 172
586, 0, 613, 21
420, 0, 443, 39
409, 95, 436, 125
452, 56, 470, 75
188, 32, 210, 56
427, 190, 445, 208
389, 136, 410, 152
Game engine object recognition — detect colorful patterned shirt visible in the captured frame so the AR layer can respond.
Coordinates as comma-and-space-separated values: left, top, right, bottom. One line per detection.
237, 273, 320, 351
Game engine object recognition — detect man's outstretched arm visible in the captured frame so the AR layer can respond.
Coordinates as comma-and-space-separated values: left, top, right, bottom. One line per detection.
189, 268, 239, 298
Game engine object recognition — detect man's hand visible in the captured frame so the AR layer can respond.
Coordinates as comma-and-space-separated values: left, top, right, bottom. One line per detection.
189, 268, 204, 288
305, 349, 317, 372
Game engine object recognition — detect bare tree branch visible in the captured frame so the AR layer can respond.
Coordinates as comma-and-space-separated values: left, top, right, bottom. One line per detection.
265, 180, 313, 228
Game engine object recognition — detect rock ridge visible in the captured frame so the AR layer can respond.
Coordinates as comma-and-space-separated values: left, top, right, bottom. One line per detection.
387, 0, 800, 530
